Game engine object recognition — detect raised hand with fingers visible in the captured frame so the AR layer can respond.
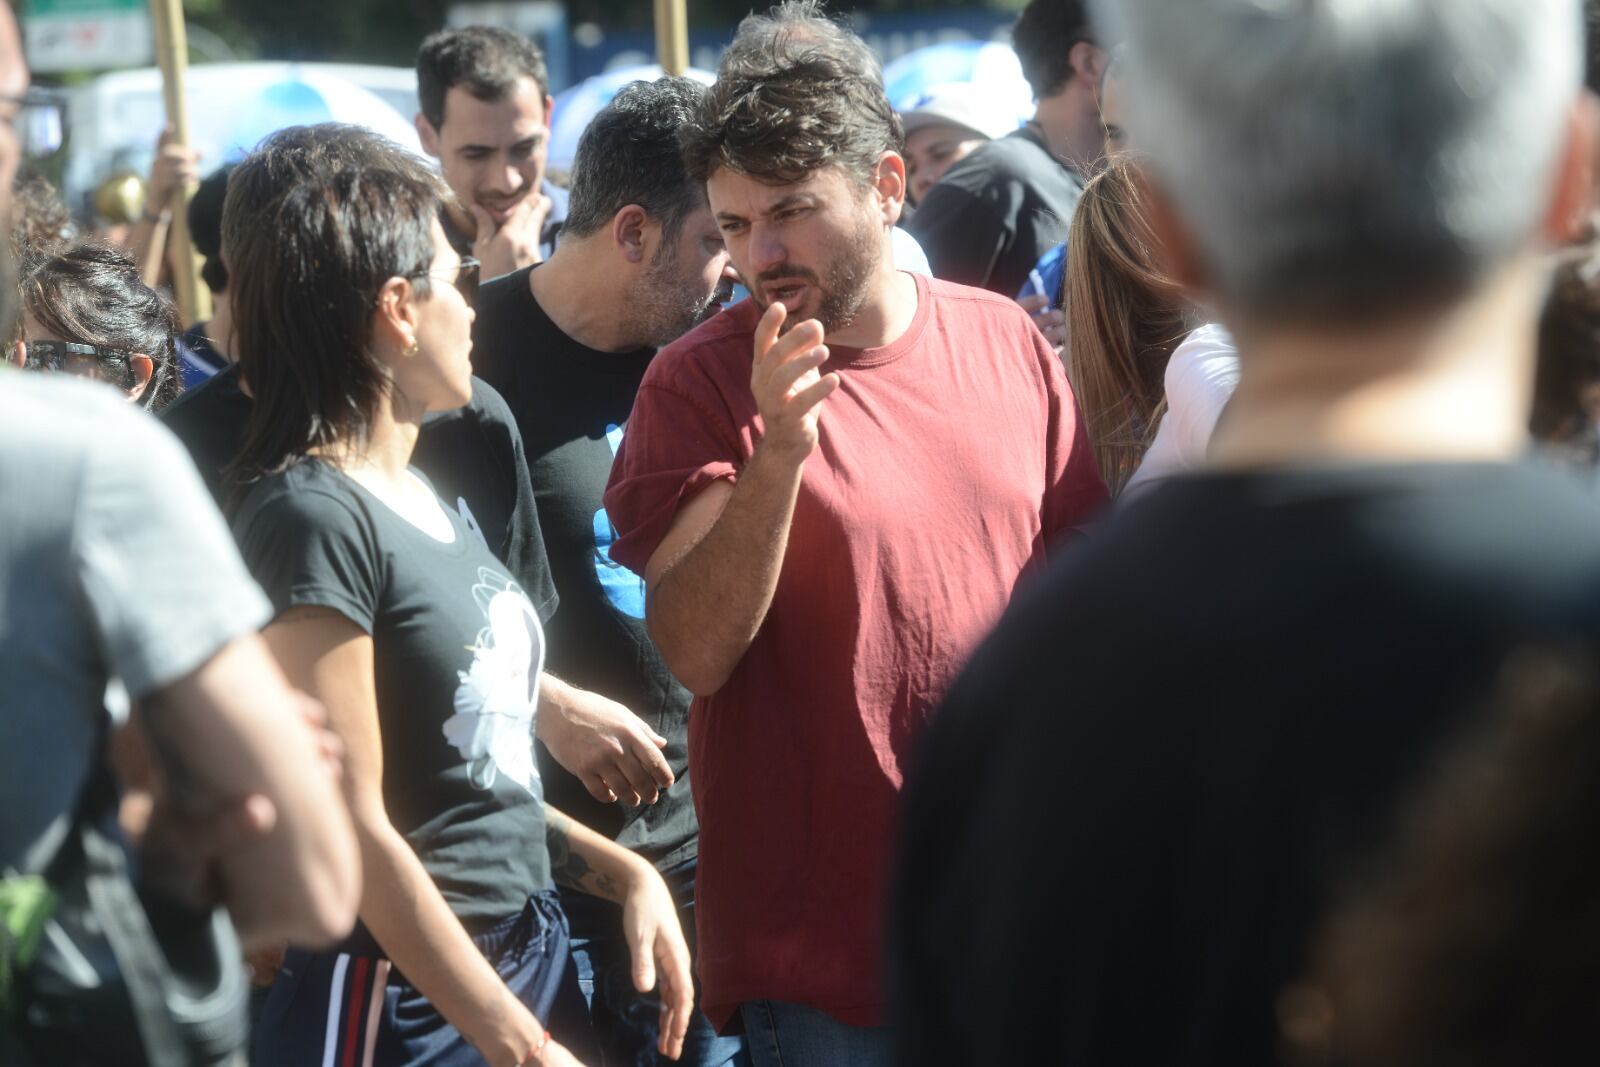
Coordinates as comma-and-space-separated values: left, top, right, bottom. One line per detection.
472, 193, 552, 280
750, 301, 841, 463
145, 125, 201, 221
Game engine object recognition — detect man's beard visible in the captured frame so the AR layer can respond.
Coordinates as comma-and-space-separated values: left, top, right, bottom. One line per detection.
751, 210, 881, 336
634, 250, 735, 349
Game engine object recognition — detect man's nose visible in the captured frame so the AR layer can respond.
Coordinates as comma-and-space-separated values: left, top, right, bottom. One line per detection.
750, 225, 787, 273
483, 160, 524, 196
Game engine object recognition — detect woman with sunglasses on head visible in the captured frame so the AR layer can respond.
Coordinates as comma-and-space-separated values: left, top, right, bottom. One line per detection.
230, 165, 689, 1067
10, 243, 180, 410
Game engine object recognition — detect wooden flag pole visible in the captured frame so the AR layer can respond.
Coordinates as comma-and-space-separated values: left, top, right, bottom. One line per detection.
148, 0, 209, 327
654, 0, 689, 75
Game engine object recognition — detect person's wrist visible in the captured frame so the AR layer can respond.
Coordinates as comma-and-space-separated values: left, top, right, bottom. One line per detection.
753, 431, 813, 470
519, 1025, 549, 1066
140, 205, 172, 224
621, 851, 657, 892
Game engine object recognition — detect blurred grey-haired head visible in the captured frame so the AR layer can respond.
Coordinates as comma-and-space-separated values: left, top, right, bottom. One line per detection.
1092, 0, 1584, 325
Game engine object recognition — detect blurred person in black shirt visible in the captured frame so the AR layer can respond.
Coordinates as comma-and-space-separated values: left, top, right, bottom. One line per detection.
892, 0, 1600, 1064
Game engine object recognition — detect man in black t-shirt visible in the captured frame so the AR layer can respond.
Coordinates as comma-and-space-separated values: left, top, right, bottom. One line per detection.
892, 1, 1600, 1064
471, 78, 742, 1066
906, 0, 1106, 295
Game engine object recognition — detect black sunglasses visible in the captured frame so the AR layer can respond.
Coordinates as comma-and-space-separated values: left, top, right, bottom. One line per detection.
24, 340, 135, 389
415, 256, 480, 307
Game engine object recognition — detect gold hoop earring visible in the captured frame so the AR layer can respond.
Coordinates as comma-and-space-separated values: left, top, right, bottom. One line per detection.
403, 337, 420, 357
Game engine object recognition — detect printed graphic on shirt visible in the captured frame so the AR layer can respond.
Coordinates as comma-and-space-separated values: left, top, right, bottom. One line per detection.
444, 568, 544, 799
592, 423, 647, 620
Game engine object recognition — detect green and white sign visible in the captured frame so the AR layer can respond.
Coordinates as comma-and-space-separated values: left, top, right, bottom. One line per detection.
23, 0, 153, 74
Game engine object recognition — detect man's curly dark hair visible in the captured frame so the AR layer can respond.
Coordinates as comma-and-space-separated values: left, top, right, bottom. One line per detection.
679, 0, 903, 187
1011, 0, 1097, 100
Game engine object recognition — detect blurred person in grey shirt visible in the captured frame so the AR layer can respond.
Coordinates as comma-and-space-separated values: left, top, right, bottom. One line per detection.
0, 3, 359, 1056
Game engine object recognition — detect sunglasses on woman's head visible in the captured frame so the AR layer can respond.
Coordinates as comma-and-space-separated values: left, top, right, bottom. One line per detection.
23, 340, 135, 389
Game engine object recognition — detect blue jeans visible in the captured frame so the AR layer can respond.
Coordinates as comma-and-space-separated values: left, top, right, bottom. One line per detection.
564, 858, 748, 1067
739, 1000, 892, 1067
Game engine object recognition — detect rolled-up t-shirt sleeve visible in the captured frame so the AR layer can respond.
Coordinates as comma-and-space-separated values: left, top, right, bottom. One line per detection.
73, 411, 271, 702
234, 485, 383, 633
603, 381, 743, 576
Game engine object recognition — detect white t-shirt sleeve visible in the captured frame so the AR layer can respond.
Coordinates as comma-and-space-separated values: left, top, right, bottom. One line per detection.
892, 226, 932, 276
72, 402, 271, 700
1124, 324, 1241, 494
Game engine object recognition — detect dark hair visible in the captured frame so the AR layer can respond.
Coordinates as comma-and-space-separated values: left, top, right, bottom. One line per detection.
1284, 643, 1600, 1067
19, 243, 180, 411
1011, 0, 1096, 100
416, 26, 549, 130
563, 77, 708, 244
228, 166, 443, 493
188, 164, 234, 294
11, 174, 74, 260
1530, 243, 1600, 465
680, 0, 903, 186
221, 123, 447, 272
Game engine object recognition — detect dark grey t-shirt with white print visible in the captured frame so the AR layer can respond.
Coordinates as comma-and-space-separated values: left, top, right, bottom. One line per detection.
235, 458, 551, 929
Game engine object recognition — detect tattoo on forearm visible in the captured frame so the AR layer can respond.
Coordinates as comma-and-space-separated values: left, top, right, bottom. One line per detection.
544, 806, 623, 901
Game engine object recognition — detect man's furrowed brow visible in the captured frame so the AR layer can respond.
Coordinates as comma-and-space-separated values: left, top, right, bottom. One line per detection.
764, 194, 814, 215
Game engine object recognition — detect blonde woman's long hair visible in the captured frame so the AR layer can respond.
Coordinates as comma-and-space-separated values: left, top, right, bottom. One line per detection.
1065, 156, 1197, 495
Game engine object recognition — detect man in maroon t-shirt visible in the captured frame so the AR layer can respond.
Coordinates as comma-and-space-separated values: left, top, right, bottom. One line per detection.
602, 2, 1108, 1060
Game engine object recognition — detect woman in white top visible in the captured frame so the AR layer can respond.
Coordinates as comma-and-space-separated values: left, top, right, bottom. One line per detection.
1122, 323, 1240, 494
1065, 155, 1201, 494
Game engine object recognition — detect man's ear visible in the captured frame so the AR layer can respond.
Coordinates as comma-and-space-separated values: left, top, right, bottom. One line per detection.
1547, 91, 1600, 245
127, 353, 153, 402
1072, 42, 1109, 94
611, 204, 651, 265
415, 112, 441, 159
875, 152, 907, 229
1140, 166, 1210, 297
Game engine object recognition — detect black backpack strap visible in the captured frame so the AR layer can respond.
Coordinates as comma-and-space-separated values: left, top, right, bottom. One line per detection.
78, 804, 192, 1066
78, 767, 249, 1067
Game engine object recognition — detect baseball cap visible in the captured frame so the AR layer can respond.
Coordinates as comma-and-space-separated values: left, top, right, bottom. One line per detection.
900, 84, 1019, 142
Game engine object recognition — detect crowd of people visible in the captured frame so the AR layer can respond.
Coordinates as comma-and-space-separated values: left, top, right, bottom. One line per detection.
5, 0, 1600, 1064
